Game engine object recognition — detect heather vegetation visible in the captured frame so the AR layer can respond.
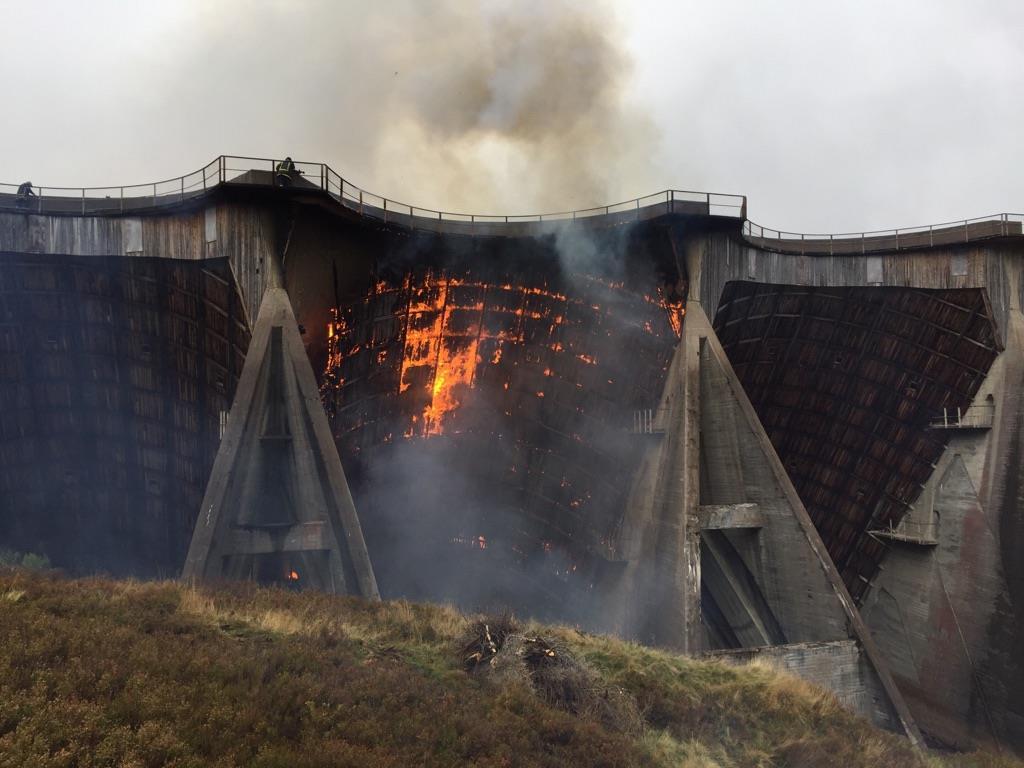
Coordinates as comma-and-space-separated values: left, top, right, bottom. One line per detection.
0, 568, 1017, 767
0, 549, 49, 570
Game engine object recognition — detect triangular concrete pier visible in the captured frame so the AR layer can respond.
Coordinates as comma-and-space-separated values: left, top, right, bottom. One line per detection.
182, 288, 379, 598
612, 300, 922, 744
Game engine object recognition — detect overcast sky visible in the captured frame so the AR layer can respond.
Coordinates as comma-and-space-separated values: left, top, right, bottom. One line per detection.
1, 0, 1021, 231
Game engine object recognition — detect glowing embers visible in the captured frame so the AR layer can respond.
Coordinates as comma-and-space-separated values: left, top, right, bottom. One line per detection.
324, 271, 685, 440
452, 534, 488, 550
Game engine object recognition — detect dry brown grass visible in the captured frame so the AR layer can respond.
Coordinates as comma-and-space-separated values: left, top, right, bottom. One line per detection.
0, 568, 1019, 768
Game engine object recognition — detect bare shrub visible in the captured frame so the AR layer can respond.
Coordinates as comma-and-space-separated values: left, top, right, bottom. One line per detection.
461, 614, 643, 735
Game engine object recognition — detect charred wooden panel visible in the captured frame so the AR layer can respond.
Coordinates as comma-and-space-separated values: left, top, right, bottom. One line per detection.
317, 226, 685, 623
0, 254, 250, 576
713, 282, 999, 601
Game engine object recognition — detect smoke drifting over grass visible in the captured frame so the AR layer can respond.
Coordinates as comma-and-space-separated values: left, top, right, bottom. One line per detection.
372, 1, 659, 212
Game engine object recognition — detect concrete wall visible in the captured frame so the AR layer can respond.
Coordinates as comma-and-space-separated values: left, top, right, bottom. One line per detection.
861, 306, 1024, 750
609, 303, 917, 737
684, 226, 1024, 751
707, 640, 896, 730
694, 308, 852, 645
687, 228, 1018, 346
0, 202, 275, 320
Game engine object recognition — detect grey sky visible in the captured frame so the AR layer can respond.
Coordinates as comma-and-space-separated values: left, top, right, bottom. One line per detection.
1, 0, 1021, 231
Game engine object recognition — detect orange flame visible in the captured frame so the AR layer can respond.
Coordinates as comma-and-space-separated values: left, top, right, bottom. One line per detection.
325, 272, 685, 438
396, 273, 579, 436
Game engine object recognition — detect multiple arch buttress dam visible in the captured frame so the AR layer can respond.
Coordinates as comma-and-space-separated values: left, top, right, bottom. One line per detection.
2, 156, 1023, 752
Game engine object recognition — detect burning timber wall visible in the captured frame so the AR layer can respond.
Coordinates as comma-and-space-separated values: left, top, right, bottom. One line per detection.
314, 225, 686, 625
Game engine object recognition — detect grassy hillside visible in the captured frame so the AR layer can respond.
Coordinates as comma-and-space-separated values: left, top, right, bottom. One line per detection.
0, 569, 1016, 768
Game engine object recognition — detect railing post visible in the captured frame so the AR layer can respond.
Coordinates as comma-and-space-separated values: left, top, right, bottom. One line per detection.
81, 188, 85, 215
383, 197, 387, 224
180, 176, 184, 202
829, 234, 833, 256
929, 225, 933, 248
152, 183, 157, 207
861, 232, 865, 255
359, 190, 363, 216
120, 187, 124, 213
965, 220, 969, 243
219, 156, 225, 184
37, 188, 42, 213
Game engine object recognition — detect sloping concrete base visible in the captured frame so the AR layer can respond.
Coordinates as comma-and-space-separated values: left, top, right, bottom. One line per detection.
706, 640, 895, 727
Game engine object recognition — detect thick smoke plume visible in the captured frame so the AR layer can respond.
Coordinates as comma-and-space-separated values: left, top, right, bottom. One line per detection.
371, 1, 659, 212
4, 1, 659, 215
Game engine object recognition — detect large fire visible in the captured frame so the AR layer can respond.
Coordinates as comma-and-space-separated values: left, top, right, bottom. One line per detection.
325, 272, 684, 439
321, 267, 685, 620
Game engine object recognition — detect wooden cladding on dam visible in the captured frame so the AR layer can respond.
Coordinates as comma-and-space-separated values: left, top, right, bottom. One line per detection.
321, 267, 683, 619
0, 254, 250, 576
713, 282, 999, 601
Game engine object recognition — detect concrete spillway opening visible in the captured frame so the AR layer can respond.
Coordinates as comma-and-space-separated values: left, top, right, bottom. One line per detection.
712, 281, 1000, 602
318, 227, 685, 626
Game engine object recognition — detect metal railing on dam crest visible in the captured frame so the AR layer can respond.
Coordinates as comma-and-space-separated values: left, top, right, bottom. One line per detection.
1, 154, 1021, 253
0, 155, 745, 231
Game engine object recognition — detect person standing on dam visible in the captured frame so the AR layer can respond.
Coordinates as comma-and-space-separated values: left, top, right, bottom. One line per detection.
275, 157, 296, 187
15, 181, 35, 207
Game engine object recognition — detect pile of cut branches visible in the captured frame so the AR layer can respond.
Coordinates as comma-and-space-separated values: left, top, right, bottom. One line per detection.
460, 613, 642, 735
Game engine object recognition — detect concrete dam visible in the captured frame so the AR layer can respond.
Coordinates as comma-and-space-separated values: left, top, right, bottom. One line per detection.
1, 156, 1022, 752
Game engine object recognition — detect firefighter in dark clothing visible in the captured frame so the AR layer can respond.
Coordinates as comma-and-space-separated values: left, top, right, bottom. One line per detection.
275, 157, 295, 187
16, 181, 35, 207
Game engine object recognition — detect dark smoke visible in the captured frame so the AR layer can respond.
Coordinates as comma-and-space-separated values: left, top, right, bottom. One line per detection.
374, 0, 659, 212
330, 224, 682, 631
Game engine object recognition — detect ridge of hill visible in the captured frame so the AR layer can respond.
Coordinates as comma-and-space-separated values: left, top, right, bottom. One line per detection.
0, 569, 1015, 767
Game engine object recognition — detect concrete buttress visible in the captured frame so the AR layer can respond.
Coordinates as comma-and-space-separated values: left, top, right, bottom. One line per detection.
182, 287, 379, 598
613, 299, 923, 744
